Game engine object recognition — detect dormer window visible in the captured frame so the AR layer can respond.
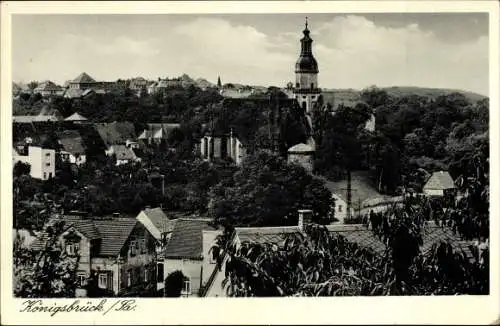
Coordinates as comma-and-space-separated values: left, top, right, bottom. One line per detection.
66, 242, 79, 255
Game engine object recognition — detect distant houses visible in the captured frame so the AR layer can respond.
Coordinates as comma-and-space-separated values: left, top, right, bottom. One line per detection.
199, 130, 247, 165
56, 130, 87, 166
137, 123, 181, 145
33, 81, 64, 97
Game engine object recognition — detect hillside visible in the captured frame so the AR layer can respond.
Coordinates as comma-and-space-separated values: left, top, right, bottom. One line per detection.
321, 86, 487, 106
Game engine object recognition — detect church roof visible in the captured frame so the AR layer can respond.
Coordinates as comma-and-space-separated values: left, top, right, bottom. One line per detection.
295, 21, 318, 73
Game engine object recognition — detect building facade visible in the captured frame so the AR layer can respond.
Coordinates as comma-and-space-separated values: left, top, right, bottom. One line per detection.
13, 146, 56, 180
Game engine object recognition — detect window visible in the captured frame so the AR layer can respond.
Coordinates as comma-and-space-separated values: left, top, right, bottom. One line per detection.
311, 83, 314, 89
45, 162, 51, 166
144, 268, 148, 282
130, 240, 137, 256
296, 82, 299, 88
157, 263, 164, 282
338, 205, 342, 212
66, 242, 79, 255
43, 172, 47, 180
45, 153, 50, 157
302, 96, 306, 99
182, 279, 191, 295
140, 239, 147, 254
127, 270, 132, 287
49, 172, 53, 179
98, 273, 108, 289
77, 273, 86, 287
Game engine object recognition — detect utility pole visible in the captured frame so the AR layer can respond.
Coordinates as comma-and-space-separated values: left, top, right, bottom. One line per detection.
340, 170, 357, 220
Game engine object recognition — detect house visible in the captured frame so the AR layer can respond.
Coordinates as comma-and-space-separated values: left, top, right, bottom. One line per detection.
31, 214, 158, 297
321, 171, 383, 223
94, 122, 138, 151
287, 143, 314, 173
33, 80, 63, 97
56, 130, 87, 166
200, 130, 247, 165
12, 145, 56, 180
69, 72, 97, 90
162, 218, 218, 296
64, 112, 88, 123
137, 123, 181, 145
423, 171, 456, 197
106, 144, 141, 165
136, 207, 176, 290
13, 109, 64, 124
129, 77, 148, 96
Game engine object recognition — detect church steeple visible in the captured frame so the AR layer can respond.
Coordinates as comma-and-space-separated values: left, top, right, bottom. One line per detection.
293, 17, 321, 114
217, 75, 222, 88
296, 17, 318, 73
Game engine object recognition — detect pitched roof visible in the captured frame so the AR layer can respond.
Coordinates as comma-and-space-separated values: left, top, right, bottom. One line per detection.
72, 72, 96, 84
56, 130, 86, 155
31, 215, 138, 257
64, 89, 85, 98
92, 217, 138, 256
34, 80, 62, 92
142, 208, 174, 233
235, 226, 301, 244
94, 122, 137, 146
112, 144, 137, 161
424, 171, 455, 191
288, 143, 314, 153
65, 112, 88, 121
326, 224, 387, 255
164, 218, 216, 260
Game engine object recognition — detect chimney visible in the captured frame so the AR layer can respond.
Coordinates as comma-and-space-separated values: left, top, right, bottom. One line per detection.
298, 209, 313, 230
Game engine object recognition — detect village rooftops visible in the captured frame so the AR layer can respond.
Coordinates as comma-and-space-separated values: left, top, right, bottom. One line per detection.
112, 144, 138, 161
137, 207, 175, 241
164, 218, 216, 260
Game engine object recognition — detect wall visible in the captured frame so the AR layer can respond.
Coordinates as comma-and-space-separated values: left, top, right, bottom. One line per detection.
288, 152, 313, 173
296, 72, 318, 89
424, 189, 444, 196
14, 146, 55, 180
164, 259, 203, 296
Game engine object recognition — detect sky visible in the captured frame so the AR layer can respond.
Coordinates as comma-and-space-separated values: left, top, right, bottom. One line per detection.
12, 13, 489, 95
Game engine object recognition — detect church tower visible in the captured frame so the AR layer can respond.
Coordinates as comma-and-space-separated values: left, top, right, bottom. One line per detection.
294, 18, 321, 114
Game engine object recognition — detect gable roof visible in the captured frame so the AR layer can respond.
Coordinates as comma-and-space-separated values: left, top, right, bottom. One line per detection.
31, 215, 138, 257
326, 224, 387, 255
56, 130, 86, 155
72, 72, 96, 84
94, 122, 137, 146
34, 80, 62, 92
138, 123, 181, 140
112, 144, 137, 161
424, 171, 455, 191
65, 112, 88, 121
235, 226, 301, 244
164, 218, 216, 260
143, 208, 174, 233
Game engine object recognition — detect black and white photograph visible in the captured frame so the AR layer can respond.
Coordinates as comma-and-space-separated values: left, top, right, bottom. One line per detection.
1, 1, 499, 324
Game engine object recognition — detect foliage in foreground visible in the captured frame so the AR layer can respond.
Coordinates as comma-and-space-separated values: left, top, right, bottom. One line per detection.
13, 220, 79, 298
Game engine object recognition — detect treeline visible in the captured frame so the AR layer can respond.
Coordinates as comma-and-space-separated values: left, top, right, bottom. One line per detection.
314, 87, 489, 195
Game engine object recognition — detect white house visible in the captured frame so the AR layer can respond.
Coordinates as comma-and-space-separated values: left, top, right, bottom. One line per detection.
56, 130, 87, 166
423, 171, 456, 196
13, 146, 56, 180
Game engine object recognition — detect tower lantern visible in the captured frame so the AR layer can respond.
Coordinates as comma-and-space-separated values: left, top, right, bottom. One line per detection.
294, 17, 321, 114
